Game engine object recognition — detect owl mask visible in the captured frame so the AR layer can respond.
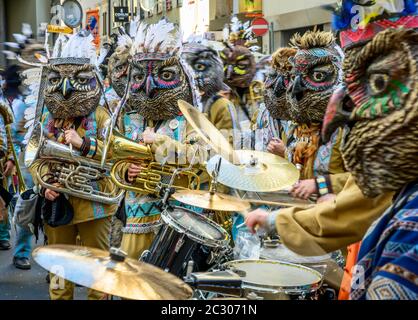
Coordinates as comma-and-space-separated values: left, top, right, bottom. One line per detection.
128, 19, 197, 121
220, 45, 256, 89
220, 16, 259, 90
264, 47, 297, 120
322, 1, 418, 197
287, 30, 344, 124
182, 43, 224, 103
44, 59, 101, 119
43, 32, 101, 120
108, 34, 132, 99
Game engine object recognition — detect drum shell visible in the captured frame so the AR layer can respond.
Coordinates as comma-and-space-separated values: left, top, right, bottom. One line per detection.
143, 206, 229, 278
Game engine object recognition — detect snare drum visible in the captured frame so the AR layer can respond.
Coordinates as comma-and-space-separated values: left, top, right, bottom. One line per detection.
223, 259, 323, 300
141, 206, 230, 278
261, 243, 344, 297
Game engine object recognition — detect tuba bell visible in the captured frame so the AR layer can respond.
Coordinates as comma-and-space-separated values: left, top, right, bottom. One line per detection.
24, 124, 124, 205
0, 99, 27, 193
107, 129, 201, 195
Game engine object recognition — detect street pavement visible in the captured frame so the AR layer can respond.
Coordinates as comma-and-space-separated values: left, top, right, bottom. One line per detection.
0, 226, 87, 300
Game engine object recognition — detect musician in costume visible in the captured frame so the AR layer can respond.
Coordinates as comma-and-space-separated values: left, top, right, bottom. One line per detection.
105, 30, 132, 113
117, 19, 207, 260
220, 17, 264, 142
246, 0, 418, 299
182, 40, 238, 140
0, 24, 47, 268
285, 30, 350, 200
105, 29, 136, 248
27, 31, 118, 300
252, 47, 297, 155
0, 84, 16, 251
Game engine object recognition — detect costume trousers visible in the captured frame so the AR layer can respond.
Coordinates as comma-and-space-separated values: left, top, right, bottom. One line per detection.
120, 232, 156, 261
44, 217, 111, 300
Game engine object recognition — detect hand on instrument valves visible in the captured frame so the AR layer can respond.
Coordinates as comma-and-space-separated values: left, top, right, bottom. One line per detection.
291, 179, 317, 200
127, 164, 143, 182
267, 138, 285, 157
245, 208, 269, 234
44, 183, 61, 201
44, 189, 60, 201
3, 160, 15, 176
143, 127, 156, 144
64, 129, 83, 149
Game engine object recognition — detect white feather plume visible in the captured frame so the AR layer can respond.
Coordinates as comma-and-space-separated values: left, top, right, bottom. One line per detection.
97, 46, 109, 66
51, 34, 69, 59
129, 15, 141, 39
3, 42, 20, 49
131, 19, 182, 56
13, 33, 27, 44
60, 31, 97, 65
21, 67, 42, 145
118, 34, 133, 50
2, 50, 17, 60
22, 23, 33, 38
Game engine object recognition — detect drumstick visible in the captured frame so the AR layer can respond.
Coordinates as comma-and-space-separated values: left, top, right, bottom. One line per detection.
236, 208, 261, 233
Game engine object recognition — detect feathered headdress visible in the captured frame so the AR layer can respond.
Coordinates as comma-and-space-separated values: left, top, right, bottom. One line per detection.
51, 30, 98, 66
223, 16, 260, 52
330, 0, 418, 48
131, 18, 183, 59
110, 18, 202, 114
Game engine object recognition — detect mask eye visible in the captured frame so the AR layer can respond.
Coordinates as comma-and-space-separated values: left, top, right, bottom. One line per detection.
116, 64, 126, 73
194, 63, 207, 72
133, 74, 143, 82
49, 77, 60, 85
369, 73, 390, 96
311, 71, 326, 82
160, 70, 175, 81
77, 77, 89, 85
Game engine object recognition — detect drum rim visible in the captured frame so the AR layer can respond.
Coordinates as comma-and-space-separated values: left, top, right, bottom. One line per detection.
161, 206, 230, 248
223, 259, 323, 294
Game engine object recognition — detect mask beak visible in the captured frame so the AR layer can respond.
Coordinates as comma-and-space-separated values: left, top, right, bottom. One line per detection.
322, 85, 354, 143
60, 78, 74, 99
289, 75, 305, 101
273, 75, 285, 96
145, 74, 156, 98
226, 65, 233, 80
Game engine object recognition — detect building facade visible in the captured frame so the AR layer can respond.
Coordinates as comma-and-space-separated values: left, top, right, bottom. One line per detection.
262, 0, 337, 53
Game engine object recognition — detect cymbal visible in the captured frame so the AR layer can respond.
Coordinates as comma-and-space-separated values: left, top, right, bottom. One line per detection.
178, 100, 237, 161
172, 189, 251, 212
32, 245, 193, 300
207, 150, 299, 192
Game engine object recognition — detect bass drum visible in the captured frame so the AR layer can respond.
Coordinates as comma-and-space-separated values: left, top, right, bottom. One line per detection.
141, 206, 230, 278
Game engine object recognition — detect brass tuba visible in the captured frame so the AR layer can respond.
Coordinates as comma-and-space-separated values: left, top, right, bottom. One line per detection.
107, 129, 201, 195
0, 99, 27, 193
24, 124, 124, 205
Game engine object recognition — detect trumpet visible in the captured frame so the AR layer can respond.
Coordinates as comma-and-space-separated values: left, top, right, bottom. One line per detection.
249, 80, 265, 106
0, 99, 27, 193
107, 129, 201, 195
24, 124, 124, 205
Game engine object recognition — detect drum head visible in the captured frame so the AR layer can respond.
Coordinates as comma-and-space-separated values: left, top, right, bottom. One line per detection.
162, 207, 229, 247
224, 260, 322, 293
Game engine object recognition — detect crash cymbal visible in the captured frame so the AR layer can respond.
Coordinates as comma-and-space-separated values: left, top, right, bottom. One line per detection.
178, 100, 237, 161
207, 150, 299, 192
33, 245, 192, 300
172, 189, 251, 212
